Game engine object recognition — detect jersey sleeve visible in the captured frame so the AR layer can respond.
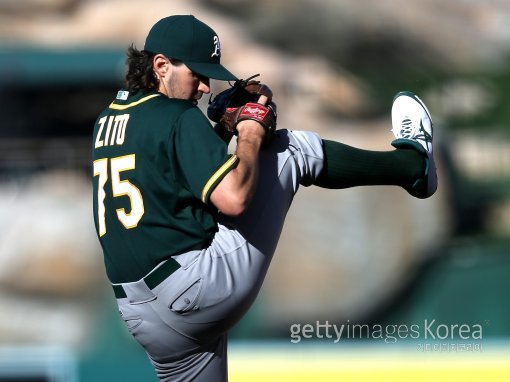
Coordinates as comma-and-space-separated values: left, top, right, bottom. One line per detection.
172, 107, 239, 204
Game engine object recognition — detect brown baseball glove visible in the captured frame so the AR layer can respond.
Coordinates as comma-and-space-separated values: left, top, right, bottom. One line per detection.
207, 74, 277, 136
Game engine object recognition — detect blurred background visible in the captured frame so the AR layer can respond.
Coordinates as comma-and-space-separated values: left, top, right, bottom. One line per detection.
0, 0, 509, 380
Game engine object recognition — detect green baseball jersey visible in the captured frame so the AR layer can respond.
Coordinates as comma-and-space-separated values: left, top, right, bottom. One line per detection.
92, 90, 238, 283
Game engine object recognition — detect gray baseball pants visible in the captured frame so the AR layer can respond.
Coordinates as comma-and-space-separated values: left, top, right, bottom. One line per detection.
115, 129, 324, 381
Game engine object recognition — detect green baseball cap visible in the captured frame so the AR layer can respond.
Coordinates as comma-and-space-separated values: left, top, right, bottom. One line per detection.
144, 15, 237, 81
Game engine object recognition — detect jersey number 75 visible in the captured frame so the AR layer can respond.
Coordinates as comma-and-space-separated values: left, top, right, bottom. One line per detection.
93, 154, 144, 236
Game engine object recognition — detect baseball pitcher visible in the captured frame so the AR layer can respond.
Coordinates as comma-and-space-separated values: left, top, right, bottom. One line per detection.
92, 15, 437, 381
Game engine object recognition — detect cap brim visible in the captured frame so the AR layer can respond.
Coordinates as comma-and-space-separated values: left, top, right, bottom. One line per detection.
185, 61, 237, 81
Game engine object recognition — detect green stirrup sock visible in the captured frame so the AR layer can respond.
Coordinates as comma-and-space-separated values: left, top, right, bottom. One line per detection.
314, 139, 426, 190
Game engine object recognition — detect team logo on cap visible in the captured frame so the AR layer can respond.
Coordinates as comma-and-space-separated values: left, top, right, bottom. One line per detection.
211, 36, 221, 58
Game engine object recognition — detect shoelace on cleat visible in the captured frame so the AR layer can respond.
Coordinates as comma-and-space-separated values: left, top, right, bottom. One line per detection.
400, 117, 413, 138
400, 117, 432, 152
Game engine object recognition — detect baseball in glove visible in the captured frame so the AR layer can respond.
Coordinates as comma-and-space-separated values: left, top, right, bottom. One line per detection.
207, 74, 277, 136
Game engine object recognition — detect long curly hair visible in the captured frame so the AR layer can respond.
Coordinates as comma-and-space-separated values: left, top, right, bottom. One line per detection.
125, 44, 158, 92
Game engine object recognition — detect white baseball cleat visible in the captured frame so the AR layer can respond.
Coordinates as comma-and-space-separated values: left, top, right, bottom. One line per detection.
391, 91, 437, 198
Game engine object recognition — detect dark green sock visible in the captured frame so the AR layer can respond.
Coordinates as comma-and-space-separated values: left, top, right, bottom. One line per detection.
314, 139, 426, 190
